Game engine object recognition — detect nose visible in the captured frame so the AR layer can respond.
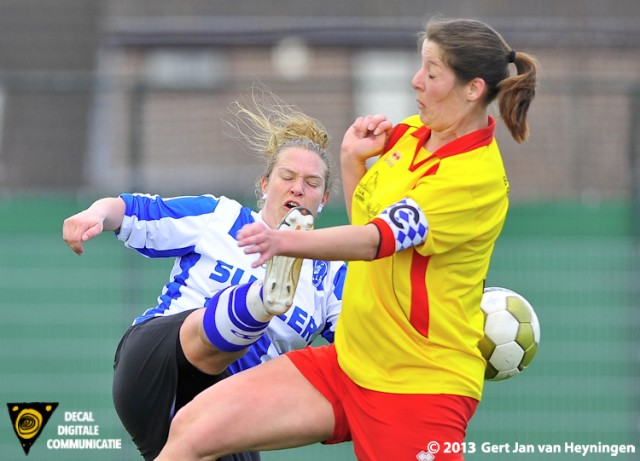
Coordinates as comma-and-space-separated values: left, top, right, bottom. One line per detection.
290, 177, 304, 196
411, 68, 423, 91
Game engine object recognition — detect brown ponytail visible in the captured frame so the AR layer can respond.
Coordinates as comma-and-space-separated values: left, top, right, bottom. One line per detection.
498, 52, 539, 143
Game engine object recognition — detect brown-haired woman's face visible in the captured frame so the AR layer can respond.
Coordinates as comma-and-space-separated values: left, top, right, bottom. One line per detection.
411, 40, 468, 132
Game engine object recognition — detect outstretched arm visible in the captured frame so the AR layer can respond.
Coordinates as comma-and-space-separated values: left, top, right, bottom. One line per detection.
62, 197, 126, 255
340, 114, 393, 220
237, 221, 380, 268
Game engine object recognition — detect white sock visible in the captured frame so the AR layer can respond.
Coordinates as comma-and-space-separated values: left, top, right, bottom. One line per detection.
202, 282, 271, 352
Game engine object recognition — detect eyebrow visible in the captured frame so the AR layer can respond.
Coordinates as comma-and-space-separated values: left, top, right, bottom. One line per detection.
424, 54, 443, 68
277, 166, 324, 181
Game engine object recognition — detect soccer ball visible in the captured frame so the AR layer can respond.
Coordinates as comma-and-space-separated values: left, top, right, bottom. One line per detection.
479, 287, 541, 381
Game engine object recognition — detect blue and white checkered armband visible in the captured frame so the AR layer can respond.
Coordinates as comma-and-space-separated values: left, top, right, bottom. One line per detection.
370, 198, 429, 259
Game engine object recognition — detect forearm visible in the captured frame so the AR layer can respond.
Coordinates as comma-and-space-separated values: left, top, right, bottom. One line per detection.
340, 114, 393, 219
88, 197, 126, 232
340, 154, 367, 221
279, 224, 380, 262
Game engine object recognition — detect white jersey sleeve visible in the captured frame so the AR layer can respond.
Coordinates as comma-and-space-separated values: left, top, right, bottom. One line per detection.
118, 194, 218, 255
118, 193, 263, 324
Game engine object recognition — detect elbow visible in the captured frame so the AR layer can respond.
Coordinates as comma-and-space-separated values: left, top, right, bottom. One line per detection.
363, 245, 378, 261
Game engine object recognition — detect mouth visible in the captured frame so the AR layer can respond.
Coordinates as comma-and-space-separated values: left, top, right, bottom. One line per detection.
284, 201, 300, 210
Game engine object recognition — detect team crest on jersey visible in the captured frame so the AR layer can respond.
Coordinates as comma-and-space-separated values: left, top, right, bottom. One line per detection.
354, 171, 378, 206
312, 260, 328, 289
384, 150, 402, 167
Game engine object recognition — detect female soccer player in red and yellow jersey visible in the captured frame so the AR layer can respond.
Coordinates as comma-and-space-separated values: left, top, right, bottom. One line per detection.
155, 17, 539, 461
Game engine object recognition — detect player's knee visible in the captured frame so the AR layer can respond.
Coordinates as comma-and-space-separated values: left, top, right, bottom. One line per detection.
169, 403, 198, 438
168, 405, 222, 458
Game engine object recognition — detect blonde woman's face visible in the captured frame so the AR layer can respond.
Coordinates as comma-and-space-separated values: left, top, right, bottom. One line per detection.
261, 147, 329, 228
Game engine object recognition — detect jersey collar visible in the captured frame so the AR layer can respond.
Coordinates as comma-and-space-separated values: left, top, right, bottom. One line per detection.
411, 116, 496, 159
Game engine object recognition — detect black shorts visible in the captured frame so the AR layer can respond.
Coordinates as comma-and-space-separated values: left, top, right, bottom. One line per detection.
113, 309, 259, 461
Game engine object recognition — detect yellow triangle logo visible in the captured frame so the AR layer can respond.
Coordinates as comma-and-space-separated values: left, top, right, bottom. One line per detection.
7, 402, 59, 455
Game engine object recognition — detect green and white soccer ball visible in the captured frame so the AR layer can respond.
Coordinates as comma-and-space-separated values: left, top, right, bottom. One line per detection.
479, 287, 541, 381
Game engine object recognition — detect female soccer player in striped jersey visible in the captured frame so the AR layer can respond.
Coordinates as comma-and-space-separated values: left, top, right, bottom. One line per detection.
156, 17, 539, 461
62, 92, 345, 461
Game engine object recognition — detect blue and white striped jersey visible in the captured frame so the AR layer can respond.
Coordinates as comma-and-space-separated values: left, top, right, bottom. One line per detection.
116, 193, 345, 374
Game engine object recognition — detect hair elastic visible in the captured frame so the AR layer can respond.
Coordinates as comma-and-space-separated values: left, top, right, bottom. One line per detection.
507, 50, 517, 63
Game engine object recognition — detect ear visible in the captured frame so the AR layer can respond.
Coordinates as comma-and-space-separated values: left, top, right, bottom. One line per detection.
260, 176, 269, 195
466, 77, 486, 102
321, 191, 330, 206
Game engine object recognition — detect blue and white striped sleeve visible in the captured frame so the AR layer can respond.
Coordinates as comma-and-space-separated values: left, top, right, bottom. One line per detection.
117, 193, 220, 257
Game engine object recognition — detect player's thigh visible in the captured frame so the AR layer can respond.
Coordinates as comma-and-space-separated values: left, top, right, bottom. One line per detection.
171, 354, 335, 454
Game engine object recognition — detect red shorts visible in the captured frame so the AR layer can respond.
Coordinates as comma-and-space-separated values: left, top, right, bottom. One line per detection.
287, 344, 478, 461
